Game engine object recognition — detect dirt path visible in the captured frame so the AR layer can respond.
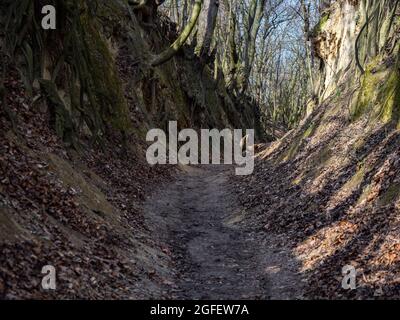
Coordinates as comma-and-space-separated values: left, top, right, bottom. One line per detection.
144, 165, 303, 299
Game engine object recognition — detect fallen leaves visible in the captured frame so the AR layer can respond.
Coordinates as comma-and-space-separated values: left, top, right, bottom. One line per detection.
232, 105, 400, 299
0, 64, 172, 299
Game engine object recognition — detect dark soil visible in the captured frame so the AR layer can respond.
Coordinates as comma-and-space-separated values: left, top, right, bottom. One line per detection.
144, 165, 304, 299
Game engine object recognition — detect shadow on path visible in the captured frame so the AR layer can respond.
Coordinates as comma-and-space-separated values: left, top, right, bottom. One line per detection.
144, 165, 304, 299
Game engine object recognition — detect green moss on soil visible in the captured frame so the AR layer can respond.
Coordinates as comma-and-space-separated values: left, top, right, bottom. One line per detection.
280, 121, 319, 162
313, 13, 329, 35
377, 68, 400, 125
80, 14, 130, 133
351, 58, 385, 119
351, 55, 400, 126
281, 137, 301, 162
303, 122, 316, 139
378, 182, 400, 206
353, 137, 366, 151
357, 183, 372, 205
292, 145, 332, 185
343, 163, 365, 191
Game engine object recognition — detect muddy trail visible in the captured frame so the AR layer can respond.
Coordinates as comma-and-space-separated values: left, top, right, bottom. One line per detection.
144, 165, 303, 300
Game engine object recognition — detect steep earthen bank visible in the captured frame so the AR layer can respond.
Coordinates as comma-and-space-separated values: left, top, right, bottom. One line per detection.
0, 0, 261, 298
234, 0, 400, 299
1, 0, 400, 300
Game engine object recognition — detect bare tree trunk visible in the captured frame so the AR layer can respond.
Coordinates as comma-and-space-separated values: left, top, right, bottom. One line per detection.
300, 0, 316, 115
181, 0, 189, 30
195, 0, 219, 58
225, 2, 240, 92
151, 0, 203, 67
241, 0, 266, 93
